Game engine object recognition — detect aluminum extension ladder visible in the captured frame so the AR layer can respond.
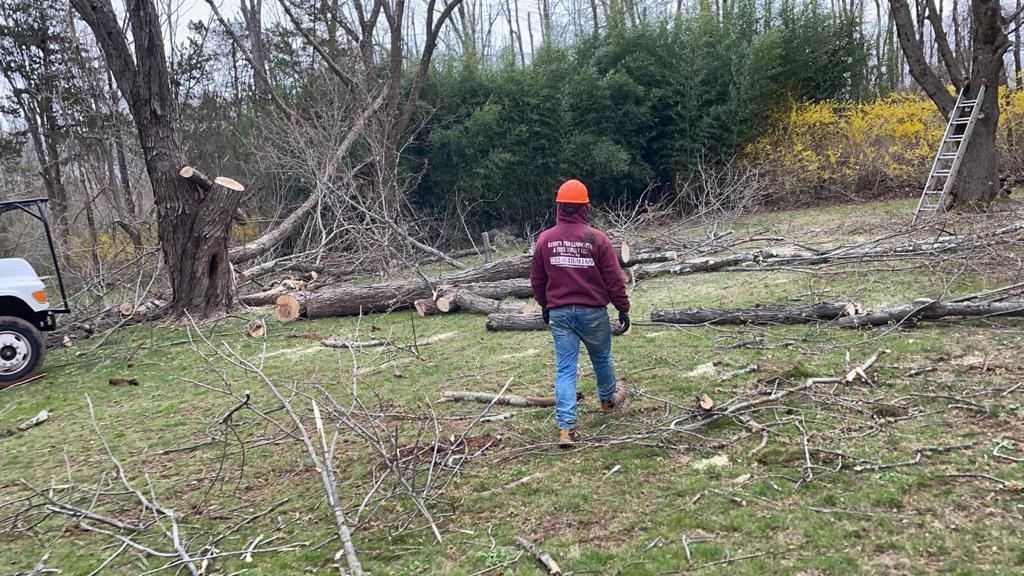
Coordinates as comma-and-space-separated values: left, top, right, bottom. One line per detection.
913, 84, 986, 223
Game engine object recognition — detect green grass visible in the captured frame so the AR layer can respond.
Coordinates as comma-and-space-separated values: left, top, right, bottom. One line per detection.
2, 198, 1024, 574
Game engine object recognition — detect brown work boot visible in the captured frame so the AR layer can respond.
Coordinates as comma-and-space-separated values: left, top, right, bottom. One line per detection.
558, 428, 580, 448
600, 382, 628, 413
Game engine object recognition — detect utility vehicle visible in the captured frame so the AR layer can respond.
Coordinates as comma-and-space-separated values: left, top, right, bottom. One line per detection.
0, 198, 69, 388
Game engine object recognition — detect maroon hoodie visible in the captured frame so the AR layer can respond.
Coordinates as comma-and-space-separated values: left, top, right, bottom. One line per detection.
530, 204, 630, 312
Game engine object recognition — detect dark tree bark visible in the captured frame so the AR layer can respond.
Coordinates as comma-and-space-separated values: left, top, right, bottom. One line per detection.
71, 0, 244, 317
889, 0, 1011, 208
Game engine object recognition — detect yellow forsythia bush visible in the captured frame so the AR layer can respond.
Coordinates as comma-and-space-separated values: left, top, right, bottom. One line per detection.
747, 89, 1024, 203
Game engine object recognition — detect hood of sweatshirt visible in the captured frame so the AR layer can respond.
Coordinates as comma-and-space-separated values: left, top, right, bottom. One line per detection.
555, 203, 589, 225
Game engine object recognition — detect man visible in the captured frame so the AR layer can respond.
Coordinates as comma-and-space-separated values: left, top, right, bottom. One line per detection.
530, 179, 631, 448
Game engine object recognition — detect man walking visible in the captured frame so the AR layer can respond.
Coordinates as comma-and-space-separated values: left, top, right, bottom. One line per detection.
530, 179, 631, 447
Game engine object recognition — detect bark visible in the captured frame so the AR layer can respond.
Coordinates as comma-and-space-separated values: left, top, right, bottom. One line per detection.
836, 299, 1024, 328
72, 0, 245, 318
650, 301, 862, 325
1016, 0, 1023, 88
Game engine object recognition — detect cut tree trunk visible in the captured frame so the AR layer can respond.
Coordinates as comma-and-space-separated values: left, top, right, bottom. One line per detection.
836, 299, 1024, 328
651, 301, 862, 325
277, 281, 431, 320
414, 298, 445, 316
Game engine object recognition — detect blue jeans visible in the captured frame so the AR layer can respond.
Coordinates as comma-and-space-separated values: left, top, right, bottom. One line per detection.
549, 305, 618, 430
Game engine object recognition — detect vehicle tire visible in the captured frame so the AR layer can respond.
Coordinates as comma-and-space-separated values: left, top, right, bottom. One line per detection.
0, 316, 45, 390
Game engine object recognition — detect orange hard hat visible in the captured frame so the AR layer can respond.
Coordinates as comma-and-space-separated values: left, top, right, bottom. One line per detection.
556, 179, 589, 204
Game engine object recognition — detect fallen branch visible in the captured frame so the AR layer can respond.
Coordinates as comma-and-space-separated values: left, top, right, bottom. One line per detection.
515, 536, 562, 575
843, 349, 889, 383
1, 410, 49, 438
321, 338, 392, 349
440, 391, 583, 407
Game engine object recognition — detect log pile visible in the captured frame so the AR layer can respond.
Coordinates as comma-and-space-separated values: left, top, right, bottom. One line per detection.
273, 256, 536, 321
261, 222, 1024, 323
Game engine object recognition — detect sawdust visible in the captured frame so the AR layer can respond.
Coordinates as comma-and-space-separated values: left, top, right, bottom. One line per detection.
691, 454, 731, 470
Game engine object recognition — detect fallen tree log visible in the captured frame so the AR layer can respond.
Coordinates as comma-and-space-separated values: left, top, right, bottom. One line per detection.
622, 250, 678, 267
836, 299, 1024, 329
443, 278, 534, 300
435, 290, 536, 315
651, 301, 862, 325
485, 313, 624, 332
276, 282, 427, 321
241, 286, 290, 307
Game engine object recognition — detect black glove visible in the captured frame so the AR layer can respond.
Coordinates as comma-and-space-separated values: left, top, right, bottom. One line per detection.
542, 307, 550, 325
618, 311, 631, 332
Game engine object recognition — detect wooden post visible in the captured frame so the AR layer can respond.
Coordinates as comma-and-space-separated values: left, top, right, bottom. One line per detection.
482, 232, 492, 264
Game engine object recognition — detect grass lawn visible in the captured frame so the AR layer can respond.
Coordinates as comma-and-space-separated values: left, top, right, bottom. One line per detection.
2, 198, 1024, 575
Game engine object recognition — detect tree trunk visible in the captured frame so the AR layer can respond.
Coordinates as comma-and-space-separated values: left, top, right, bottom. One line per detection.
73, 0, 244, 318
651, 301, 862, 325
1016, 0, 1023, 89
836, 299, 1024, 328
954, 0, 1009, 208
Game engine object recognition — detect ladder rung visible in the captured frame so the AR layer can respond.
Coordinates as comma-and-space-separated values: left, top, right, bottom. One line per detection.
938, 153, 958, 159
947, 136, 966, 142
960, 99, 978, 106
951, 119, 971, 125
923, 191, 943, 195
933, 170, 952, 176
